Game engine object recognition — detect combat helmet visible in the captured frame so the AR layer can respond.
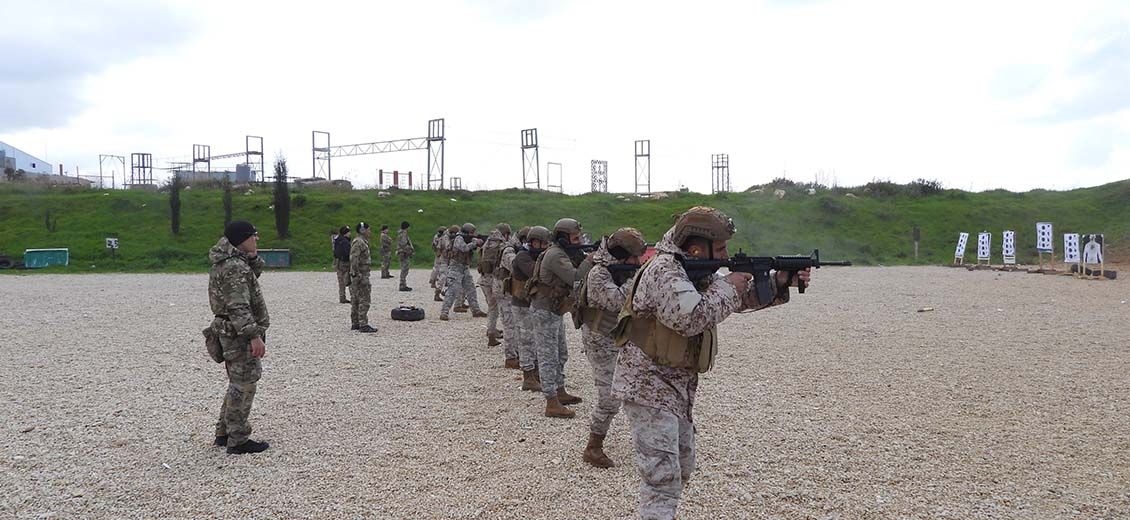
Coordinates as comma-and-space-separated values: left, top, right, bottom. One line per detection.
461, 222, 477, 234
496, 223, 512, 236
517, 226, 531, 243
553, 218, 582, 234
527, 225, 551, 243
447, 225, 460, 234
607, 227, 647, 258
670, 206, 736, 246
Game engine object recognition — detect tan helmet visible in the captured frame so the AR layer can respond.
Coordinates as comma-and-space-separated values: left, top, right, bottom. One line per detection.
447, 225, 459, 234
553, 218, 581, 235
670, 206, 736, 246
496, 223, 512, 235
461, 222, 476, 234
436, 226, 445, 234
517, 226, 531, 242
527, 226, 551, 243
607, 227, 647, 257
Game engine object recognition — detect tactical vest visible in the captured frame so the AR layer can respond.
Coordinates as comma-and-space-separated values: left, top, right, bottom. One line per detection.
525, 248, 573, 315
611, 257, 718, 373
450, 235, 474, 266
573, 259, 620, 334
479, 237, 503, 275
507, 250, 533, 300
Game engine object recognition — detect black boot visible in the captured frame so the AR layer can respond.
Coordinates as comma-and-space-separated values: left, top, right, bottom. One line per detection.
358, 325, 378, 333
351, 324, 360, 330
226, 439, 270, 454
213, 435, 228, 447
399, 286, 412, 292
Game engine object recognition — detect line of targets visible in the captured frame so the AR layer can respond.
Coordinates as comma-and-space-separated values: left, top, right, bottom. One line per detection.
953, 222, 1109, 278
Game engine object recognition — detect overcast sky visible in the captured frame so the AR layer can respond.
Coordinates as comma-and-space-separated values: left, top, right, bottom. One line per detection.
2, 0, 1128, 193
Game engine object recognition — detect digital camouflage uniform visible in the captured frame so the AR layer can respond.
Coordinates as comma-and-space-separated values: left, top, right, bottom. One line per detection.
529, 242, 577, 399
397, 228, 414, 289
434, 231, 452, 299
496, 236, 521, 362
480, 229, 507, 338
611, 228, 790, 520
440, 234, 483, 317
509, 246, 538, 372
582, 243, 632, 437
350, 234, 373, 327
379, 231, 393, 278
430, 231, 445, 289
207, 237, 269, 448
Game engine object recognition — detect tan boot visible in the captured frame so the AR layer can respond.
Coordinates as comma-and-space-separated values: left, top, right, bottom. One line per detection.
582, 433, 615, 468
471, 310, 488, 318
454, 305, 469, 313
504, 357, 520, 370
544, 397, 575, 418
521, 370, 541, 392
557, 387, 583, 406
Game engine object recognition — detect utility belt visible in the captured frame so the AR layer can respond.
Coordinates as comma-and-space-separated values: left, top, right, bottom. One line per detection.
529, 282, 574, 316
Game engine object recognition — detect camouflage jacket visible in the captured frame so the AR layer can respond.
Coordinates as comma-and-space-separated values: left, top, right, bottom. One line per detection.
449, 234, 477, 266
350, 236, 372, 279
498, 236, 521, 278
208, 237, 269, 340
397, 229, 414, 257
431, 233, 443, 253
379, 232, 392, 256
585, 243, 630, 313
530, 243, 577, 312
610, 227, 790, 420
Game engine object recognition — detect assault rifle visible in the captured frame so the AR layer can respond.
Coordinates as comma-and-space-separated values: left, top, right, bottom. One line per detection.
683, 249, 851, 304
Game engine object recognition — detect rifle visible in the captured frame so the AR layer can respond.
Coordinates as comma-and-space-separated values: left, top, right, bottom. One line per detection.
683, 249, 851, 305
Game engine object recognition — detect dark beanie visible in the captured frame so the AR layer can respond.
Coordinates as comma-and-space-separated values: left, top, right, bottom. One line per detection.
225, 220, 257, 246
339, 225, 350, 235
401, 221, 410, 229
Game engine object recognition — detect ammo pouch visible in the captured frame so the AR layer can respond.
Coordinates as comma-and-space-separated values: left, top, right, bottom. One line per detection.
610, 258, 718, 373
202, 322, 225, 364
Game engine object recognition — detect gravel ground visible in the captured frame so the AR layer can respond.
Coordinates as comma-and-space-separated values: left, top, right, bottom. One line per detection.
1, 267, 1128, 519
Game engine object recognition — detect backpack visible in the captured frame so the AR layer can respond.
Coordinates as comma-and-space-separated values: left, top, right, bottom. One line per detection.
333, 235, 351, 261
479, 237, 503, 275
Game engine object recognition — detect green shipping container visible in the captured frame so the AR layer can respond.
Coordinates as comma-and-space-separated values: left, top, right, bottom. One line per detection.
257, 249, 291, 268
24, 248, 70, 268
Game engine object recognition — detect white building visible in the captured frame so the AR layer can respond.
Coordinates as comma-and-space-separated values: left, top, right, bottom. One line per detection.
0, 141, 54, 175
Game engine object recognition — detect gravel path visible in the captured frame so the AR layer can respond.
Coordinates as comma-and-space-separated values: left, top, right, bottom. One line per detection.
1, 267, 1127, 519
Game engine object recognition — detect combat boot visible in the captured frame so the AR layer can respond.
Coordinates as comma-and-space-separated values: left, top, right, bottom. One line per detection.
439, 314, 450, 321
454, 305, 469, 313
433, 291, 443, 302
351, 324, 360, 330
358, 325, 378, 333
544, 397, 575, 418
557, 387, 583, 405
582, 433, 615, 468
213, 435, 228, 447
226, 439, 270, 454
340, 298, 350, 304
471, 310, 488, 318
521, 370, 541, 392
487, 332, 501, 347
504, 358, 520, 370
399, 286, 412, 292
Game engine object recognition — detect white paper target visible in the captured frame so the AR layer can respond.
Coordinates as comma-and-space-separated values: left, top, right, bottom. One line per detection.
1036, 222, 1053, 253
1063, 233, 1080, 263
977, 232, 991, 260
1082, 233, 1104, 264
954, 232, 969, 258
1002, 230, 1016, 263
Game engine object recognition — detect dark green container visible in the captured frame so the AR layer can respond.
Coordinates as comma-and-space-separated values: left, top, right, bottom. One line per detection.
257, 249, 291, 268
24, 248, 70, 268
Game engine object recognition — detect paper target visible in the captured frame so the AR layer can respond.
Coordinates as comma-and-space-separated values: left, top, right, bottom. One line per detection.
1002, 230, 1016, 264
1082, 234, 1104, 265
1063, 233, 1080, 263
954, 232, 969, 258
977, 232, 991, 260
1036, 222, 1053, 253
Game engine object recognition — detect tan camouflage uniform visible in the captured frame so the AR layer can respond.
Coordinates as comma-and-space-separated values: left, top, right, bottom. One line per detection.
397, 228, 414, 289
333, 257, 351, 302
611, 228, 790, 520
429, 232, 445, 289
350, 235, 373, 327
494, 235, 521, 362
509, 246, 538, 371
480, 229, 506, 337
441, 234, 483, 317
207, 237, 269, 448
379, 231, 393, 278
582, 243, 631, 437
434, 231, 452, 299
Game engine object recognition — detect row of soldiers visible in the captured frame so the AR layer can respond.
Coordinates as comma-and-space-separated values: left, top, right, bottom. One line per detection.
206, 206, 812, 520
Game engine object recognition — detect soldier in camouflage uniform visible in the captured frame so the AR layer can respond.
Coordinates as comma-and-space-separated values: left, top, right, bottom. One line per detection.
434, 225, 456, 301
429, 226, 446, 293
479, 223, 511, 346
495, 226, 525, 368
439, 223, 488, 320
332, 226, 352, 303
379, 225, 393, 279
397, 221, 415, 291
509, 226, 543, 391
527, 218, 586, 418
350, 222, 378, 333
610, 207, 810, 519
576, 227, 647, 468
207, 221, 270, 454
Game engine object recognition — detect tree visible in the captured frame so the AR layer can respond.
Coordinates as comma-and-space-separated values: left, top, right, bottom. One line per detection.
273, 157, 291, 239
169, 174, 184, 235
222, 176, 233, 225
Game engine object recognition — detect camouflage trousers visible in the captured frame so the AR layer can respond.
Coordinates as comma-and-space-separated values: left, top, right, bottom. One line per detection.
441, 263, 481, 316
624, 402, 696, 520
398, 253, 412, 288
215, 336, 263, 447
582, 325, 621, 437
430, 257, 447, 288
511, 305, 538, 371
333, 259, 351, 302
493, 276, 518, 361
350, 276, 372, 326
380, 254, 392, 278
480, 274, 499, 335
529, 308, 568, 398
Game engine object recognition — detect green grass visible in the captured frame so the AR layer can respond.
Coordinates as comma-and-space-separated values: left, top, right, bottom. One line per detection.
1, 180, 1127, 273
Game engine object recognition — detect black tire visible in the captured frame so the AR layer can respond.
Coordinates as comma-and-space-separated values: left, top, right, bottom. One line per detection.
391, 306, 425, 321
0, 256, 11, 269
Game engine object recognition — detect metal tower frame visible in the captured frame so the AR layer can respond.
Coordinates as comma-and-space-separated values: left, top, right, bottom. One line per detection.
634, 139, 651, 194
311, 118, 446, 188
192, 144, 211, 173
590, 160, 608, 193
99, 154, 125, 189
711, 153, 731, 193
450, 177, 462, 190
129, 153, 153, 186
521, 128, 540, 190
546, 162, 563, 193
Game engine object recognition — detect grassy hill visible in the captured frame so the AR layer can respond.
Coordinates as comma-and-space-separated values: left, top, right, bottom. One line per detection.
1, 180, 1127, 273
